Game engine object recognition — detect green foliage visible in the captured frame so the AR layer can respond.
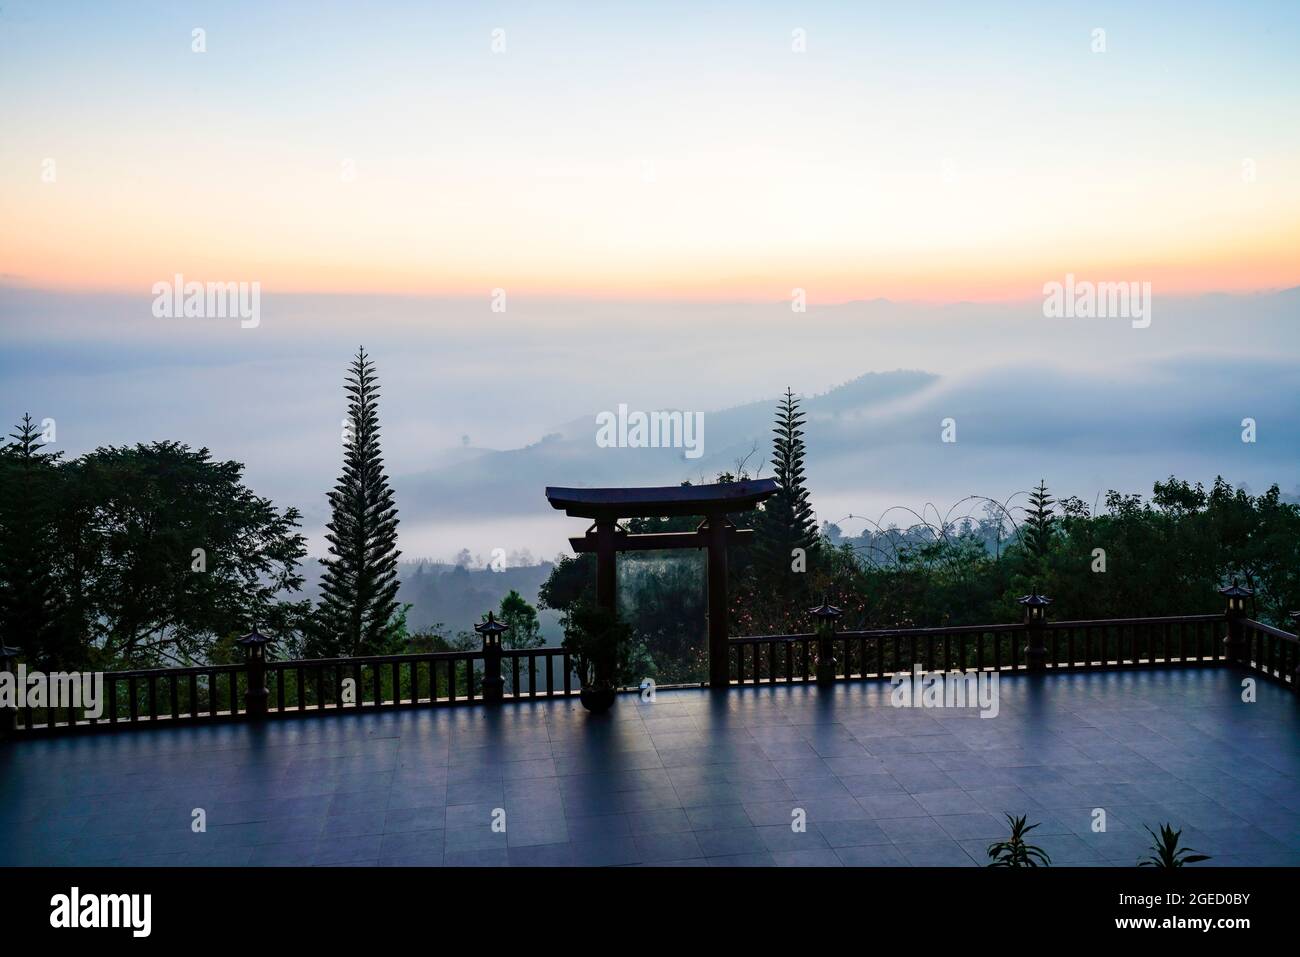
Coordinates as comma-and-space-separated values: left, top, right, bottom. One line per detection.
314, 348, 402, 657
537, 553, 595, 618
493, 589, 544, 650
76, 441, 310, 668
0, 414, 66, 665
404, 620, 477, 653
754, 388, 820, 607
1023, 479, 1056, 564
1034, 477, 1299, 626
0, 419, 308, 669
987, 814, 1052, 867
1139, 823, 1210, 868
487, 590, 546, 692
561, 600, 633, 689
616, 551, 704, 683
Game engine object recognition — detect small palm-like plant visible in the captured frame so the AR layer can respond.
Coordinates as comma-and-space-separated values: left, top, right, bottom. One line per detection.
1139, 823, 1210, 867
987, 814, 1051, 867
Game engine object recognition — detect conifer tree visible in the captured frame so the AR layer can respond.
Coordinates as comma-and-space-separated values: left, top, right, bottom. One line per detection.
1024, 479, 1056, 560
316, 349, 401, 656
755, 388, 820, 600
0, 414, 63, 663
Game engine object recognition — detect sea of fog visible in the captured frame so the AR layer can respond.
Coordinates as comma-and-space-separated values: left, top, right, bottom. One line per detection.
2, 286, 1297, 563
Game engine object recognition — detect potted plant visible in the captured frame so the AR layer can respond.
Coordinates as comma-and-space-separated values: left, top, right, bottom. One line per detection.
986, 814, 1051, 867
1139, 823, 1210, 867
563, 600, 631, 713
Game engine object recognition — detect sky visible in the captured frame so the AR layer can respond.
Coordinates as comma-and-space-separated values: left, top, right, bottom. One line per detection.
3, 1, 1299, 301
1, 2, 1298, 562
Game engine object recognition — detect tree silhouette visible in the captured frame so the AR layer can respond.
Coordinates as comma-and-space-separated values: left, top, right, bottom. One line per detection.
1024, 479, 1056, 560
0, 414, 63, 664
316, 349, 402, 656
755, 388, 820, 608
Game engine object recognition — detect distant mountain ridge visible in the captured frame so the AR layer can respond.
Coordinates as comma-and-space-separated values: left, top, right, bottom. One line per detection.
393, 370, 938, 519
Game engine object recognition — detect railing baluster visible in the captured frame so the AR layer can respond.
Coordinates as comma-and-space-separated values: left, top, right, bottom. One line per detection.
27, 615, 1274, 740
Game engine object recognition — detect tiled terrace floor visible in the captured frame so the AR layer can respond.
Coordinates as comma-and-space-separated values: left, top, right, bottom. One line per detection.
2, 667, 1298, 867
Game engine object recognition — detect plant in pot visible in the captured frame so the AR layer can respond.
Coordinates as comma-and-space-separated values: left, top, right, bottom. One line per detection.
986, 814, 1051, 867
563, 600, 631, 713
1138, 823, 1210, 867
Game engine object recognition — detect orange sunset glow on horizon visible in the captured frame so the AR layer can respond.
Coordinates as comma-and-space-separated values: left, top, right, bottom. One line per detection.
4, 5, 1299, 305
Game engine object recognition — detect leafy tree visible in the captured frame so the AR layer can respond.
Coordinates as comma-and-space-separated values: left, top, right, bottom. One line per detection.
49, 441, 307, 668
537, 553, 596, 621
82, 442, 309, 666
493, 589, 543, 650
315, 349, 402, 656
562, 599, 635, 689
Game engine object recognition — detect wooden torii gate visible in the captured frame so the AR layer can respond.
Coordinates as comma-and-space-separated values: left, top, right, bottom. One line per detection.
545, 479, 778, 688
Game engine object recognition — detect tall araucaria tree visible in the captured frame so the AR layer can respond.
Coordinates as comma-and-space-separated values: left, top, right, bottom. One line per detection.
754, 388, 821, 613
0, 414, 64, 664
1024, 479, 1056, 561
315, 349, 402, 656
